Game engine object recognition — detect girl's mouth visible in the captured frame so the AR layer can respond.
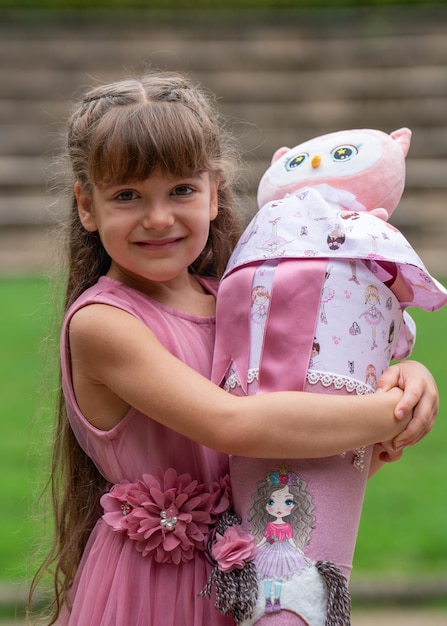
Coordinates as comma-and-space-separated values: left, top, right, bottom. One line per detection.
135, 237, 182, 250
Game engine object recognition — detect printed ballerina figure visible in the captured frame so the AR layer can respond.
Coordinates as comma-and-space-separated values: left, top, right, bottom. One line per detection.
250, 285, 270, 326
349, 260, 360, 285
248, 466, 314, 615
320, 267, 335, 324
258, 217, 293, 257
365, 364, 377, 389
368, 232, 380, 254
309, 337, 321, 370
326, 221, 346, 251
359, 284, 385, 350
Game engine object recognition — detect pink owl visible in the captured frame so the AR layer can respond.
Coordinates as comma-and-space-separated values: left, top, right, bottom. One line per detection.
214, 128, 447, 397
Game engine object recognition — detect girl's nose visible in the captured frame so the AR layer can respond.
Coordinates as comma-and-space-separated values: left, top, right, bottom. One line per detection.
142, 202, 174, 230
311, 155, 321, 169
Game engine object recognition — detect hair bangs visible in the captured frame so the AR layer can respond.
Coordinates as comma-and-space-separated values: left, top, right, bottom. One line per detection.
88, 102, 215, 184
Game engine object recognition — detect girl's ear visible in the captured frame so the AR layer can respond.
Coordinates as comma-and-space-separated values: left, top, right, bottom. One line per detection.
74, 182, 98, 232
209, 176, 219, 222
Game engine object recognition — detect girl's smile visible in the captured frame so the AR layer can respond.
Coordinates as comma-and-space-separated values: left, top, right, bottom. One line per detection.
134, 237, 185, 251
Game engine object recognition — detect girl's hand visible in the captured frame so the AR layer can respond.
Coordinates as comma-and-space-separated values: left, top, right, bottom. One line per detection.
375, 360, 439, 450
368, 442, 403, 478
375, 441, 403, 463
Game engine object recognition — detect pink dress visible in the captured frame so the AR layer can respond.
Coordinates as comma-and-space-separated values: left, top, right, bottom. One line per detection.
59, 276, 233, 626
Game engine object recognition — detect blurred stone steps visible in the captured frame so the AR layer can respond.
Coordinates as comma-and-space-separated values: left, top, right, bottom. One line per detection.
0, 7, 446, 275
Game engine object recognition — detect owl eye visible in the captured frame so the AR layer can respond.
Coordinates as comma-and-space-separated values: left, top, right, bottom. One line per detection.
331, 145, 358, 162
285, 153, 308, 170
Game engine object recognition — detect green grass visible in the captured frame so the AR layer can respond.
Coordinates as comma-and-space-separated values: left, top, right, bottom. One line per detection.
1, 277, 447, 584
354, 301, 447, 577
0, 277, 56, 583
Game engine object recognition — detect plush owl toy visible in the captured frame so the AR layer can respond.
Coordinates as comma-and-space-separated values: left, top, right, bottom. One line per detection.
205, 129, 447, 626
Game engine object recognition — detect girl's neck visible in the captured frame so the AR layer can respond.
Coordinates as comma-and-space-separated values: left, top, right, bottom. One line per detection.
106, 266, 216, 316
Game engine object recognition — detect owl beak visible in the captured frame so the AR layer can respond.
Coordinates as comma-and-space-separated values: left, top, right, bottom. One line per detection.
311, 155, 321, 169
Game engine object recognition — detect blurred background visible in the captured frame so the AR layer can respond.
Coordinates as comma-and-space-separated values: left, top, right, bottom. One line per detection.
0, 1, 446, 624
1, 2, 447, 275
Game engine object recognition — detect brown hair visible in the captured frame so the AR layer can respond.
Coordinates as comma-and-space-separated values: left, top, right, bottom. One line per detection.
29, 72, 243, 624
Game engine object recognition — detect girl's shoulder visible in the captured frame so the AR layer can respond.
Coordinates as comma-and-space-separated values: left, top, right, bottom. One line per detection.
64, 276, 219, 343
67, 275, 219, 316
67, 276, 143, 314
63, 278, 154, 351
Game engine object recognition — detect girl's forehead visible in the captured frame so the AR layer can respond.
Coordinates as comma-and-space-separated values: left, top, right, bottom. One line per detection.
96, 167, 208, 187
87, 102, 213, 185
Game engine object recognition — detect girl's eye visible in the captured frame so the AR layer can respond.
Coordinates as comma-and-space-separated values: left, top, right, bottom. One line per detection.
116, 190, 138, 202
285, 499, 294, 507
331, 145, 358, 162
285, 153, 308, 170
267, 500, 274, 507
172, 185, 193, 196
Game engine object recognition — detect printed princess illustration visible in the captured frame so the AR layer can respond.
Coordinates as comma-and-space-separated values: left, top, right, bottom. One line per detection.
203, 464, 351, 626
248, 467, 314, 614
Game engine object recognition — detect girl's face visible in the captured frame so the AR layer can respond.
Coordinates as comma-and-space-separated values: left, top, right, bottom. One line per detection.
266, 486, 295, 521
75, 169, 218, 292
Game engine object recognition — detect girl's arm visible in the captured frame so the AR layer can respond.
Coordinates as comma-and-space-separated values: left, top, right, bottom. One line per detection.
69, 304, 412, 459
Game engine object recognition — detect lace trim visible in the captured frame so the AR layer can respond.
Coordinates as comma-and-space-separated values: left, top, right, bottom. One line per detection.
225, 369, 373, 396
224, 368, 258, 392
307, 370, 374, 395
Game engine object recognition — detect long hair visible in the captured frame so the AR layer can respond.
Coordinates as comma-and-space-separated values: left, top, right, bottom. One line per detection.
29, 72, 244, 624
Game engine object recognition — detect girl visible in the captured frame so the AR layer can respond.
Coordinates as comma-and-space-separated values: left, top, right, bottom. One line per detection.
29, 72, 438, 626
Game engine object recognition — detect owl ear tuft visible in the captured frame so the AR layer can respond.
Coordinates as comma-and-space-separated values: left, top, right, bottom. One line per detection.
390, 128, 412, 157
271, 147, 290, 164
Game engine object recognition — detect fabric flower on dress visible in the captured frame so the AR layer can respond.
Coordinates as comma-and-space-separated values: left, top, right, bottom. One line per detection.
101, 480, 144, 533
100, 468, 231, 564
208, 473, 232, 522
211, 525, 256, 572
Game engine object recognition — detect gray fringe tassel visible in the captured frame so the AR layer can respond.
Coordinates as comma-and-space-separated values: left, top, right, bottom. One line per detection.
200, 511, 258, 624
315, 560, 351, 626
